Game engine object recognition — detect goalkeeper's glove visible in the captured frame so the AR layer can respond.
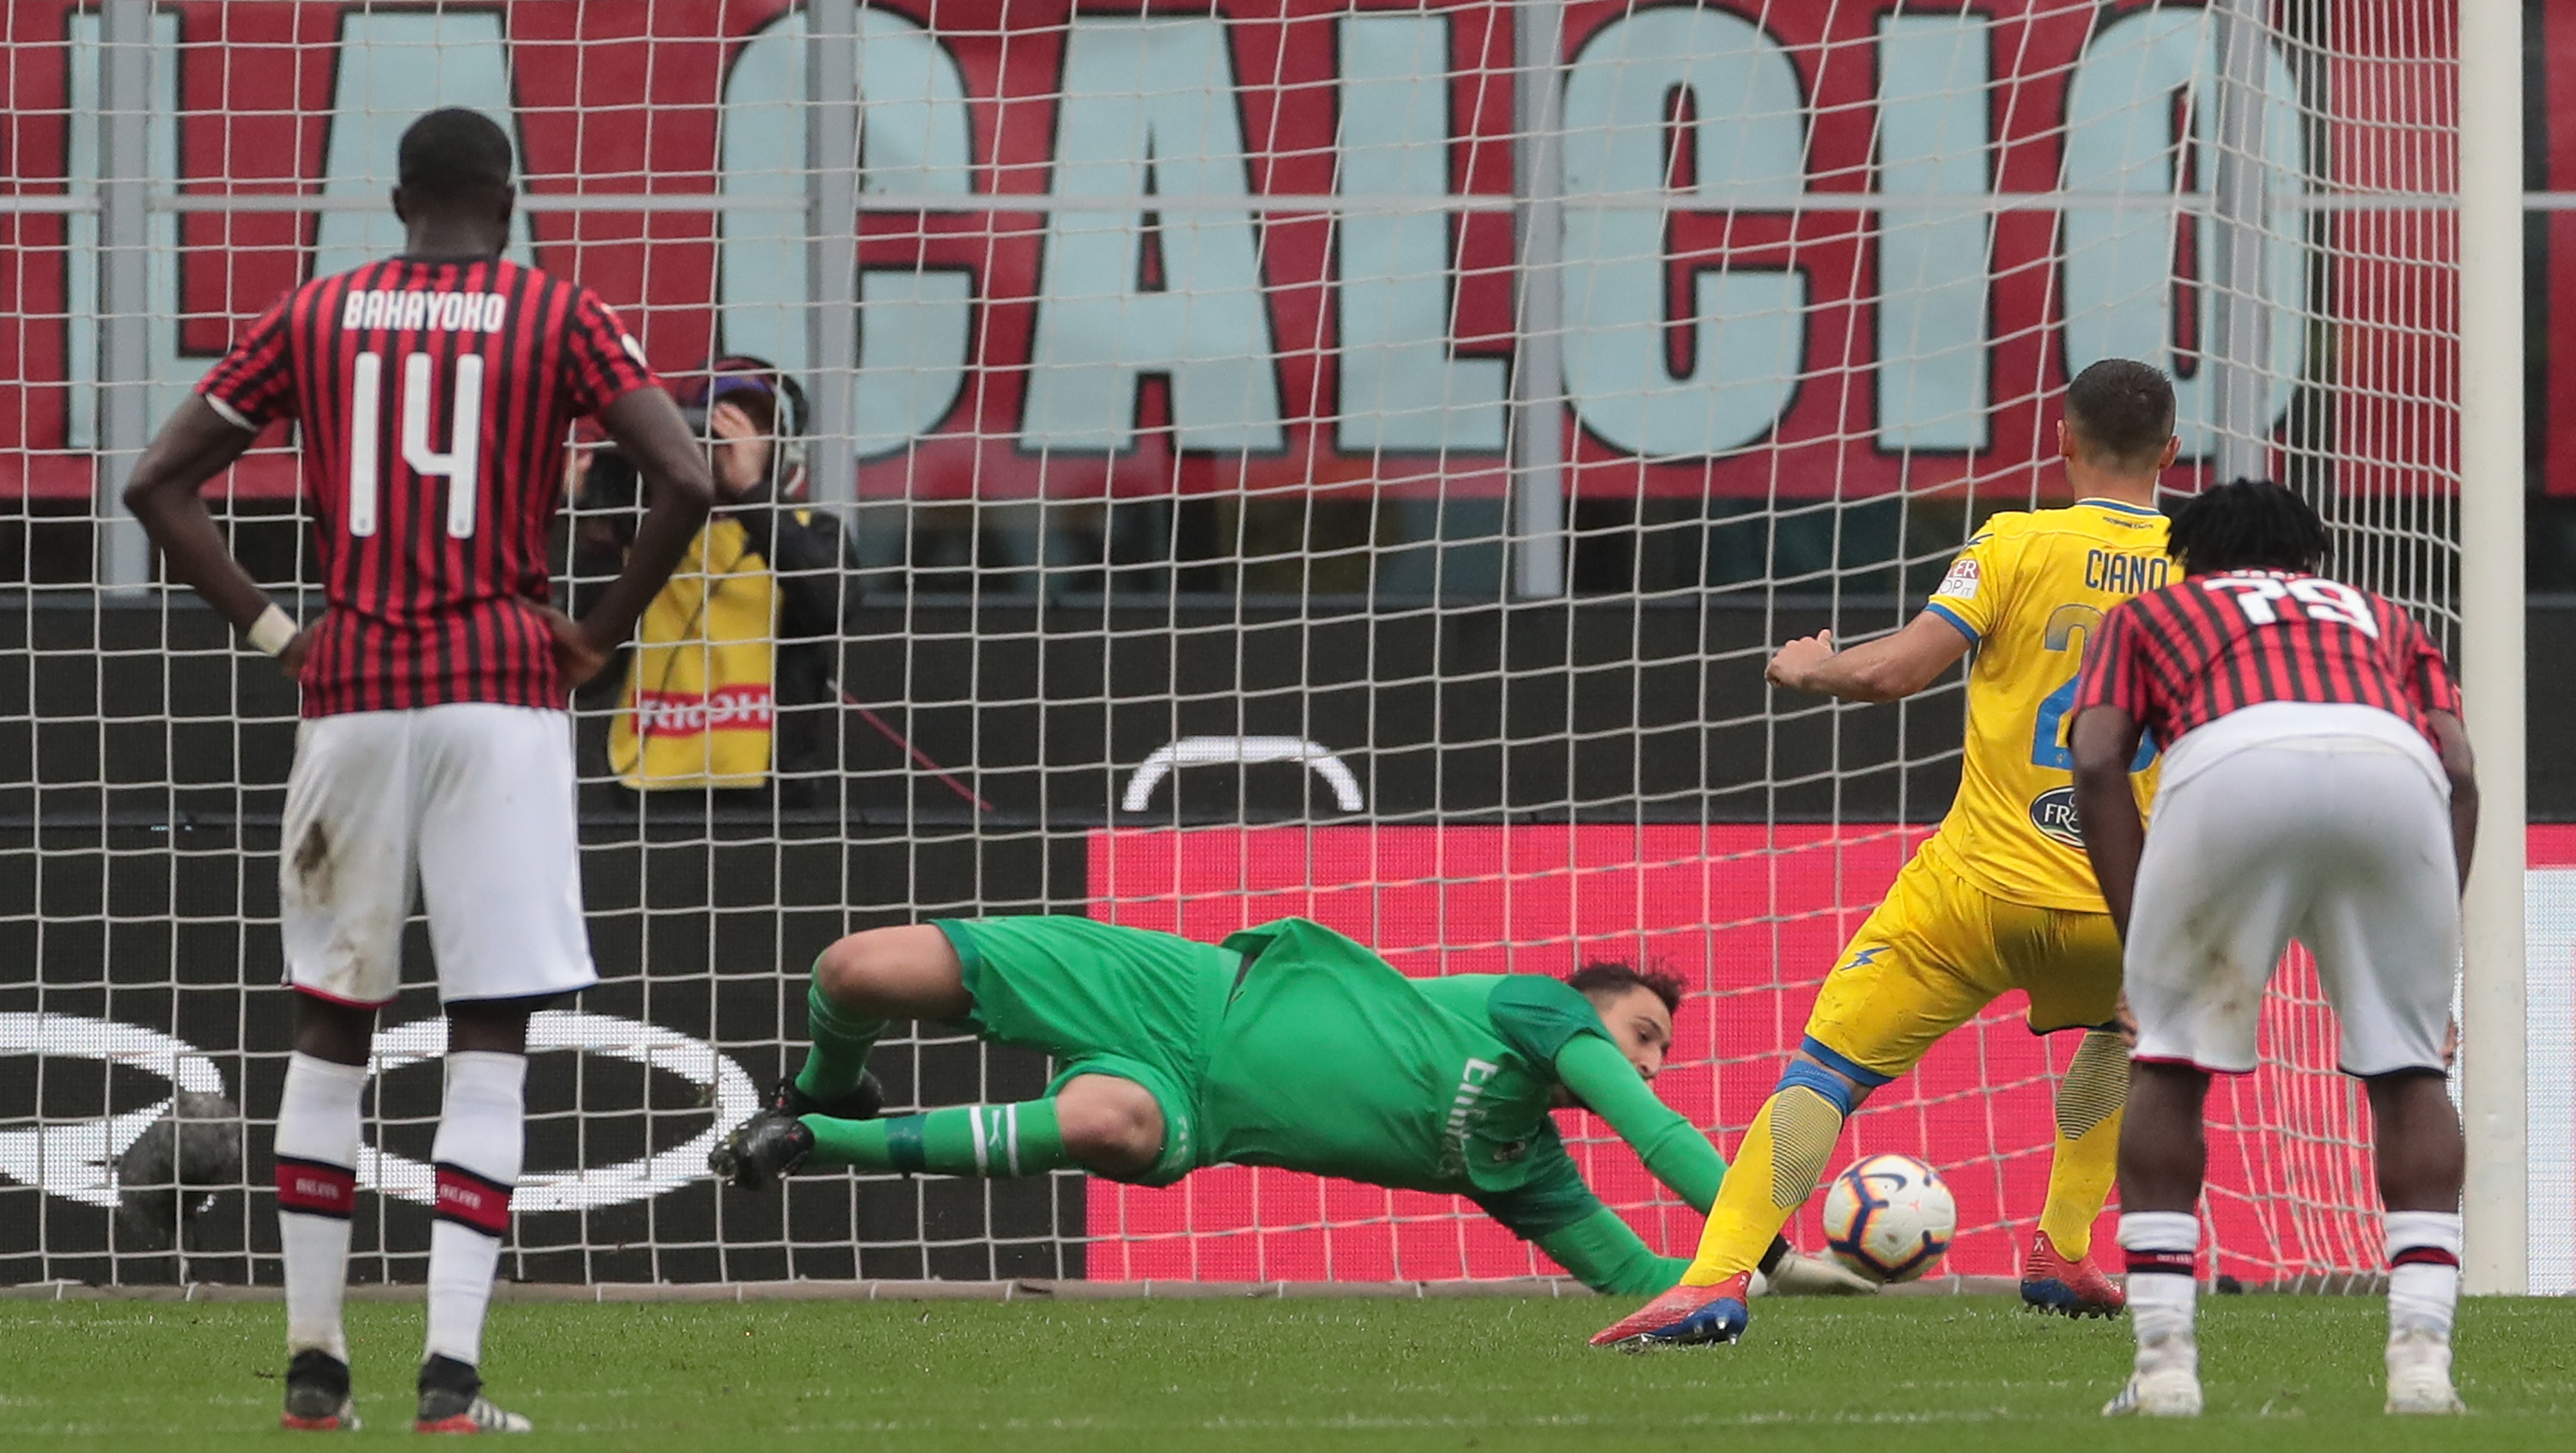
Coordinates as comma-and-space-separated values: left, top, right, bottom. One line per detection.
1752, 1248, 1880, 1298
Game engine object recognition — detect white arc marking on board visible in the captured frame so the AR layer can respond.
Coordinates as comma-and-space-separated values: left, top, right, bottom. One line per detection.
0, 1014, 229, 1207
361, 1012, 760, 1213
0, 1011, 758, 1214
1121, 736, 1365, 813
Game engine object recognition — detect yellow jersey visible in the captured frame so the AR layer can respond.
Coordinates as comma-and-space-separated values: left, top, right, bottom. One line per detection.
607, 516, 781, 791
1915, 497, 2168, 912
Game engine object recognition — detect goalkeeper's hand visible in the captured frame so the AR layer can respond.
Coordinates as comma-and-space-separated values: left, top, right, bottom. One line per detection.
1753, 1249, 1880, 1298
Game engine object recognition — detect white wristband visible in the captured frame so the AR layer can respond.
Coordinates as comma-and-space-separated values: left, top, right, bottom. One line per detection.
246, 604, 299, 657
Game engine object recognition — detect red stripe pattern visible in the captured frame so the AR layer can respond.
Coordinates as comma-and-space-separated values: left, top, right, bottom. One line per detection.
197, 258, 658, 718
432, 1162, 513, 1237
2075, 569, 2463, 747
2125, 1250, 2196, 1277
275, 1155, 358, 1219
2391, 1245, 2463, 1268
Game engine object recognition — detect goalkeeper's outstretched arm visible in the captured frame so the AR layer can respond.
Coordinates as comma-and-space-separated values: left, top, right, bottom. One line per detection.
1467, 1135, 1677, 1295
1474, 1139, 1873, 1297
1545, 1034, 1875, 1296
1534, 1205, 1688, 1296
1552, 1033, 1725, 1206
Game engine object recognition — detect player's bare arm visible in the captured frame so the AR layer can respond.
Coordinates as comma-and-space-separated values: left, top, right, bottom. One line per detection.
1764, 611, 1971, 702
123, 395, 307, 677
2428, 709, 2480, 887
2067, 702, 2148, 940
568, 387, 716, 684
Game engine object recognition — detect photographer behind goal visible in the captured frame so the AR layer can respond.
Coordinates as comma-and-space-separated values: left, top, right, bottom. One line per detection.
575, 356, 852, 807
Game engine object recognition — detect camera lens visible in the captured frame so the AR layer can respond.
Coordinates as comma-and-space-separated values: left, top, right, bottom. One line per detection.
580, 451, 642, 512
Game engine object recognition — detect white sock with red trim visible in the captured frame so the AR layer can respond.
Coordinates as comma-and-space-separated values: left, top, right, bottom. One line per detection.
2386, 1210, 2464, 1341
425, 1050, 526, 1369
274, 1052, 368, 1362
2117, 1211, 2202, 1358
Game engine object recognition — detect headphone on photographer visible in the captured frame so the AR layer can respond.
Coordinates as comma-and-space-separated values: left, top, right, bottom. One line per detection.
680, 355, 809, 494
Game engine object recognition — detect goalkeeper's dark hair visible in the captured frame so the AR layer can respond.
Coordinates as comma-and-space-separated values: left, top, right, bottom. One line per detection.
2166, 477, 2330, 576
397, 107, 514, 202
2063, 357, 2176, 468
1566, 962, 1684, 1017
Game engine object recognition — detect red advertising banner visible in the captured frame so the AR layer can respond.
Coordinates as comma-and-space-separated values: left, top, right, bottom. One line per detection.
1085, 824, 2563, 1285
0, 1, 2473, 506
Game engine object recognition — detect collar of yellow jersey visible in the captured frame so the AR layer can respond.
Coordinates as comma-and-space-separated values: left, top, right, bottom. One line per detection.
2078, 497, 2163, 518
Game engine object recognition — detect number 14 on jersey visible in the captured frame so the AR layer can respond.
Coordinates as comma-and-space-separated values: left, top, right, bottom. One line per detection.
347, 350, 483, 539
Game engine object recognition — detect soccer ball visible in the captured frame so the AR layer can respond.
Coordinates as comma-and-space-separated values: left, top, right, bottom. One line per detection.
1820, 1152, 1956, 1284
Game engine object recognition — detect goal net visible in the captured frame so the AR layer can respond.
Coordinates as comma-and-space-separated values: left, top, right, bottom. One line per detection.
2, 0, 2560, 1295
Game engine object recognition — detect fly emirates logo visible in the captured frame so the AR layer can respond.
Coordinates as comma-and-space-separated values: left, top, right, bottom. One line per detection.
1438, 1058, 1504, 1175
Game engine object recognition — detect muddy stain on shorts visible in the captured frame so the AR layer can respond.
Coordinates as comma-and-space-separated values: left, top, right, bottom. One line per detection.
293, 821, 332, 907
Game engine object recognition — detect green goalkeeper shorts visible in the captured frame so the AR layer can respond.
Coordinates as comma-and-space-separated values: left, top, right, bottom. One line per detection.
931, 915, 1236, 1187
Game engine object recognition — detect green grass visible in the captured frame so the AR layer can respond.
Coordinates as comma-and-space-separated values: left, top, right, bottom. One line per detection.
3, 1295, 2573, 1449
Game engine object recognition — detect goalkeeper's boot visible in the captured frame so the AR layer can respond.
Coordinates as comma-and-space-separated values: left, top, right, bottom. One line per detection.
767, 1071, 885, 1123
1589, 1273, 1752, 1349
279, 1347, 360, 1432
2021, 1230, 2127, 1319
708, 1110, 815, 1192
2385, 1328, 2466, 1414
414, 1354, 532, 1434
2102, 1336, 2202, 1418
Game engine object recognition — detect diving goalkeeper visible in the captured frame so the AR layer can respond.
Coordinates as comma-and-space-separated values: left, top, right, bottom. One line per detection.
710, 915, 1870, 1297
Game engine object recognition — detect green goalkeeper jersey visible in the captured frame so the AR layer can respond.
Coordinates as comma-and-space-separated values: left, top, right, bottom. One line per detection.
1199, 918, 1725, 1248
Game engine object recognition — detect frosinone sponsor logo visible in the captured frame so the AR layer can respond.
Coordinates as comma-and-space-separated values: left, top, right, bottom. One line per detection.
1438, 1057, 1503, 1176
632, 684, 776, 739
0, 1012, 758, 1213
2028, 785, 2085, 848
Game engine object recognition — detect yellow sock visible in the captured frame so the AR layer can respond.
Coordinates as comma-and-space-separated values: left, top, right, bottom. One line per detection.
1682, 1085, 1846, 1286
2035, 1029, 2129, 1261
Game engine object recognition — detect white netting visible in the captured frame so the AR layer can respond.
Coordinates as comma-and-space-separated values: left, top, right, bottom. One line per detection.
0, 0, 2557, 1292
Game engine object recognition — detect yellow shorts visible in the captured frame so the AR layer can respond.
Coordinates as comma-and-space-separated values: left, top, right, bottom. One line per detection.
1801, 848, 2123, 1085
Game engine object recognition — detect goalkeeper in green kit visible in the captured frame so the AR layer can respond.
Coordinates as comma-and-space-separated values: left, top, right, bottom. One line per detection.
710, 915, 1872, 1296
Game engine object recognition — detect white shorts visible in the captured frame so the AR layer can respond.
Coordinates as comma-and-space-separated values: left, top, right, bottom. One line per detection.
2126, 702, 2458, 1078
280, 702, 596, 1006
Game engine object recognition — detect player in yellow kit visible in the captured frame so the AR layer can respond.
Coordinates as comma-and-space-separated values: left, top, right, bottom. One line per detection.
1595, 358, 2179, 1347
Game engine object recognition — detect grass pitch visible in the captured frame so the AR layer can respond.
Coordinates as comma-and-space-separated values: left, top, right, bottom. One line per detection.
3, 1294, 2573, 1450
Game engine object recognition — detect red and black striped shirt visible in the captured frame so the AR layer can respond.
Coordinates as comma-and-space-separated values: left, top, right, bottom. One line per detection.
197, 258, 658, 717
2075, 569, 2463, 747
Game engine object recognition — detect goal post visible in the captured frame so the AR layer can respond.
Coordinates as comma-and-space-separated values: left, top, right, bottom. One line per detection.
0, 0, 2557, 1296
2456, 0, 2530, 1298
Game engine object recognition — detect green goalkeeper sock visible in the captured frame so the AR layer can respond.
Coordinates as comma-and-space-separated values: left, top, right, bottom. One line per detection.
793, 964, 886, 1106
802, 1101, 1069, 1178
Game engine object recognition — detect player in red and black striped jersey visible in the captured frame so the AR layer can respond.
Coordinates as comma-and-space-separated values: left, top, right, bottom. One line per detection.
121, 109, 714, 1433
2066, 480, 2478, 1419
2073, 550, 2463, 756
194, 250, 659, 714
